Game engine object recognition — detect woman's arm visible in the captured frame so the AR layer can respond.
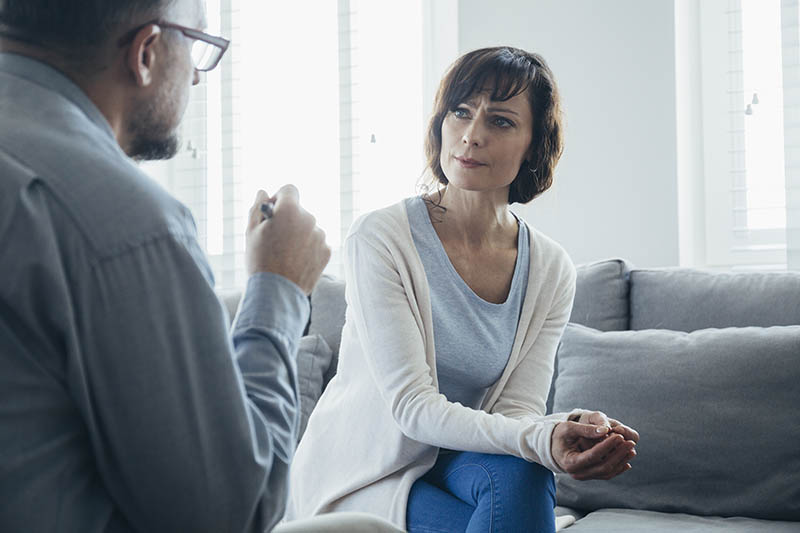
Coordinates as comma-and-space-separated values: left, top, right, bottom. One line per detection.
489, 259, 577, 422
344, 230, 564, 472
484, 256, 639, 479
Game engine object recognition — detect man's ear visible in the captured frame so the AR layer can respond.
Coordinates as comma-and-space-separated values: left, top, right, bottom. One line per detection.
126, 24, 162, 87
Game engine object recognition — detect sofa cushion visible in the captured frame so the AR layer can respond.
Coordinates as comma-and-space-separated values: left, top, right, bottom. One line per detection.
218, 289, 242, 326
295, 334, 334, 441
570, 259, 632, 331
629, 268, 800, 331
309, 275, 347, 385
547, 259, 632, 414
566, 509, 800, 532
552, 323, 800, 521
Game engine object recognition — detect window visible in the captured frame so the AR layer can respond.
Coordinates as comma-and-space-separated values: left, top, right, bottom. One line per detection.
143, 0, 425, 289
700, 0, 800, 270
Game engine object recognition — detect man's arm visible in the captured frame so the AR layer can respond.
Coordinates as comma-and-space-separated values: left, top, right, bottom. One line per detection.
75, 234, 308, 533
75, 186, 328, 533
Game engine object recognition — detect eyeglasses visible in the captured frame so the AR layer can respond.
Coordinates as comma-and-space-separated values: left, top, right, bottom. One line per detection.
118, 20, 230, 72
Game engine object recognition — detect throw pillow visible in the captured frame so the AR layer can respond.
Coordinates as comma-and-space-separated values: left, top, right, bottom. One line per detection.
295, 334, 334, 442
552, 324, 800, 521
309, 274, 346, 386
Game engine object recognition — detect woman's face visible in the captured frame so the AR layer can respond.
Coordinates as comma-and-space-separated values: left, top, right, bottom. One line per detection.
439, 88, 534, 196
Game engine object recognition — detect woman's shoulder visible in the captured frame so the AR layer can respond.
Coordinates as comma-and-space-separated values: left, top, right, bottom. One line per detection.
347, 198, 415, 244
526, 224, 576, 282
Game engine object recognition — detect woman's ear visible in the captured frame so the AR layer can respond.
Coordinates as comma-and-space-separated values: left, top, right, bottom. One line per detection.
126, 24, 162, 87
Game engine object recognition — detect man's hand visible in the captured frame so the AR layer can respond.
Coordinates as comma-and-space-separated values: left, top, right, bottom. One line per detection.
551, 411, 639, 481
246, 186, 331, 294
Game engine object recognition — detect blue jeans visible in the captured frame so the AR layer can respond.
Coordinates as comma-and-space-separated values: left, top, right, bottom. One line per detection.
406, 451, 556, 533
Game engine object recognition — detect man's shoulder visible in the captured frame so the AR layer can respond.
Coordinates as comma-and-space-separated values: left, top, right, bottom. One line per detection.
0, 121, 193, 261
0, 61, 196, 260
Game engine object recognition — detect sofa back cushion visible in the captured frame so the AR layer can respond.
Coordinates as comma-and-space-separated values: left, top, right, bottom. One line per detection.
218, 290, 242, 326
552, 323, 800, 521
570, 259, 632, 332
308, 275, 347, 385
629, 268, 800, 331
295, 334, 334, 441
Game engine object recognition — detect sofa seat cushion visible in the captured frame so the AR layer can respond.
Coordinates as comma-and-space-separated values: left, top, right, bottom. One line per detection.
629, 268, 800, 331
552, 324, 800, 520
566, 509, 800, 532
570, 259, 632, 331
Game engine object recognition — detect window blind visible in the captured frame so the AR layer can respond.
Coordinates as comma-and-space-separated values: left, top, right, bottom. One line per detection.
145, 0, 425, 288
726, 0, 788, 269
780, 0, 800, 269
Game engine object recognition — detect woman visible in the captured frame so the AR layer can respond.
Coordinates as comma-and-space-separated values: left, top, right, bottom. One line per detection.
287, 47, 639, 533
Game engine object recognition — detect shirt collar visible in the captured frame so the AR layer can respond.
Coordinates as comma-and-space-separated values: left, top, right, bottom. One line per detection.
0, 52, 117, 141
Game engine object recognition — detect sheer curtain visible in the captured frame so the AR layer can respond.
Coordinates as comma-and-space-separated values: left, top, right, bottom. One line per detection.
143, 0, 425, 289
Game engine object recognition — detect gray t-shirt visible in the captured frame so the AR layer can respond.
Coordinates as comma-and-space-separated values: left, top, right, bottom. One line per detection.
406, 196, 530, 409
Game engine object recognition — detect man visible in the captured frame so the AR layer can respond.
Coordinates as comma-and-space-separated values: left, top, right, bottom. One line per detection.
0, 1, 401, 531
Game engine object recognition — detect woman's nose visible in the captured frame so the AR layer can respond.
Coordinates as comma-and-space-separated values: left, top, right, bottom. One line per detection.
461, 121, 484, 147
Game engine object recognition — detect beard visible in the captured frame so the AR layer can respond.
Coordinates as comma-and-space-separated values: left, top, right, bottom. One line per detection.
126, 89, 182, 162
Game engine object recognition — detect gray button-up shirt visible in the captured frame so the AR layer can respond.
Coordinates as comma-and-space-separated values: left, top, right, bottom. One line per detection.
0, 52, 308, 532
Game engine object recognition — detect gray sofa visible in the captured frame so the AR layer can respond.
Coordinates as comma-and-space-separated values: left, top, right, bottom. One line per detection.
220, 259, 800, 532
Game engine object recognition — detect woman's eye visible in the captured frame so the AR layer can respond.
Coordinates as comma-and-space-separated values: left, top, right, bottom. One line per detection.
452, 108, 470, 119
492, 117, 514, 128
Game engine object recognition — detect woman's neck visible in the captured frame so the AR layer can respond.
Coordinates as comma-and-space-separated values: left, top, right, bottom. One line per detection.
426, 186, 518, 249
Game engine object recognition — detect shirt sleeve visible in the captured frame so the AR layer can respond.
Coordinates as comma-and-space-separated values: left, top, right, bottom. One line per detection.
345, 231, 569, 472
73, 232, 309, 533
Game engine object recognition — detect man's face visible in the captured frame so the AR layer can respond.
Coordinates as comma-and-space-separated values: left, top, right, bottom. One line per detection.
127, 0, 204, 161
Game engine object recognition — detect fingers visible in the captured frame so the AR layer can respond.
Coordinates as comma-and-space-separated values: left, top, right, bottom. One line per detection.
554, 414, 640, 481
609, 419, 640, 443
244, 183, 330, 292
567, 421, 612, 441
273, 184, 300, 209
563, 431, 620, 470
248, 184, 305, 231
248, 189, 271, 231
270, 184, 311, 230
569, 435, 637, 481
584, 411, 610, 430
553, 423, 615, 473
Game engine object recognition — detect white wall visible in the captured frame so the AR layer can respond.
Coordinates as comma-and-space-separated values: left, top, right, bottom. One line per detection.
456, 0, 680, 267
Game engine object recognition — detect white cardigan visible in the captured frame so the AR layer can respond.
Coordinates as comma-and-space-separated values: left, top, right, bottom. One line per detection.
286, 200, 578, 529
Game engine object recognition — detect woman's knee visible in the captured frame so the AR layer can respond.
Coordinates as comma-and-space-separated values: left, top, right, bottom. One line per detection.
479, 454, 555, 501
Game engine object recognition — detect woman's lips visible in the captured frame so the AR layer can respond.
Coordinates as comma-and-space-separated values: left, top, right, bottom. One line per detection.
455, 156, 486, 169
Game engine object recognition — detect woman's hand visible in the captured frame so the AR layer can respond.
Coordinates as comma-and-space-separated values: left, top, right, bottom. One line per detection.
551, 411, 639, 481
574, 411, 639, 451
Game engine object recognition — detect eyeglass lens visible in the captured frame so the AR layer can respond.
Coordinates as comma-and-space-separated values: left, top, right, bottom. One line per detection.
191, 40, 223, 71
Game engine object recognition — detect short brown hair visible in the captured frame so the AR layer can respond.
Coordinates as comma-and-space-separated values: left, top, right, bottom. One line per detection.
424, 47, 564, 204
0, 0, 174, 48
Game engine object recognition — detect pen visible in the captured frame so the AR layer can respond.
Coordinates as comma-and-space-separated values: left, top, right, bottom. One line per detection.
260, 201, 275, 219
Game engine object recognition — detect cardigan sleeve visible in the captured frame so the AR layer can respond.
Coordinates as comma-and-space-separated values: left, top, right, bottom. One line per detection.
344, 230, 568, 472
488, 258, 585, 472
